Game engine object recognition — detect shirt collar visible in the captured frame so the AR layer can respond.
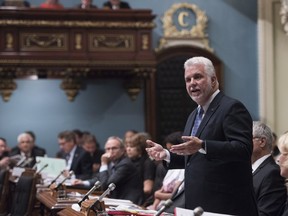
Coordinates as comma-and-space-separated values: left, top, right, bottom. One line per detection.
200, 89, 220, 114
252, 154, 270, 173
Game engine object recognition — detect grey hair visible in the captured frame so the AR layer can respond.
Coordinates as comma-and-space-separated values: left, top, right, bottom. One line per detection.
184, 56, 216, 77
17, 132, 33, 143
253, 121, 273, 151
107, 136, 124, 148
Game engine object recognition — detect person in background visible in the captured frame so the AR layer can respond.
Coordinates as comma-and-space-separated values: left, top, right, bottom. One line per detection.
146, 56, 258, 215
103, 0, 130, 10
39, 0, 63, 9
252, 121, 286, 216
146, 131, 184, 211
1, 0, 30, 7
73, 136, 143, 205
123, 129, 137, 145
72, 129, 84, 146
75, 0, 97, 9
125, 132, 156, 204
57, 130, 92, 180
272, 132, 280, 159
25, 130, 46, 157
9, 132, 46, 168
0, 137, 10, 170
276, 131, 288, 216
82, 133, 104, 176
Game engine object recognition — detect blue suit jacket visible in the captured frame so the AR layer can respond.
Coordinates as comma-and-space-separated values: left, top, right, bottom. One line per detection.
167, 91, 259, 216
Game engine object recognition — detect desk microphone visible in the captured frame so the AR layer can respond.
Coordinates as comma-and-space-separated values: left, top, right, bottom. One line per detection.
55, 170, 74, 190
48, 170, 64, 188
16, 157, 26, 167
32, 160, 40, 169
89, 183, 116, 212
193, 206, 204, 216
98, 183, 116, 202
20, 157, 33, 168
36, 163, 48, 175
154, 199, 173, 216
78, 181, 101, 206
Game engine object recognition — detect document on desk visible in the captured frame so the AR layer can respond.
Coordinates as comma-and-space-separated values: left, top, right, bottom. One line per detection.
175, 207, 234, 216
36, 156, 66, 178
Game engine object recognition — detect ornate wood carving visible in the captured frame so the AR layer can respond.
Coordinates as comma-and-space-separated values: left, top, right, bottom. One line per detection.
0, 8, 156, 102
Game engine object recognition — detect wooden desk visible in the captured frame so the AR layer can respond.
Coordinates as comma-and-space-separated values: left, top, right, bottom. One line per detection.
37, 187, 102, 216
57, 208, 83, 216
37, 190, 76, 216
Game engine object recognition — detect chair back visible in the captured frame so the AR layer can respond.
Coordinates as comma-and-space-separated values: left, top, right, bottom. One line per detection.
9, 173, 37, 216
0, 169, 10, 215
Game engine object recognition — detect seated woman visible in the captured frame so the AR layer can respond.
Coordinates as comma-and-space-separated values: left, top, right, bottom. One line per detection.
39, 0, 63, 9
125, 132, 156, 205
146, 131, 185, 210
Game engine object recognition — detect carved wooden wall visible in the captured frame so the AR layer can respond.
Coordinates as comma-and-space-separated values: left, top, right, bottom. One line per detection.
0, 8, 157, 138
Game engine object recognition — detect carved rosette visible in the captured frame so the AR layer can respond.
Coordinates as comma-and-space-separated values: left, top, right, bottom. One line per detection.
0, 79, 17, 102
60, 77, 81, 102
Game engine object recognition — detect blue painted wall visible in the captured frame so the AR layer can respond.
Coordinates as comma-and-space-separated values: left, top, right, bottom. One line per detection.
0, 0, 258, 156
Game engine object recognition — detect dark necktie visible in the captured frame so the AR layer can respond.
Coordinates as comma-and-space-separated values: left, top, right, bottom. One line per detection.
65, 153, 70, 164
191, 106, 204, 136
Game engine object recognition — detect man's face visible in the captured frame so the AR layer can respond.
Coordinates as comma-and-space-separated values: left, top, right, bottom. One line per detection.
110, 0, 120, 6
0, 140, 7, 155
105, 138, 124, 161
58, 138, 75, 153
184, 64, 215, 106
18, 135, 33, 153
83, 141, 96, 154
82, 0, 91, 5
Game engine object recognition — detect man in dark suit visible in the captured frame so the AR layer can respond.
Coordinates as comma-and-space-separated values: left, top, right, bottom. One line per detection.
252, 121, 286, 216
9, 132, 46, 168
103, 0, 130, 10
75, 0, 97, 9
73, 136, 143, 205
146, 56, 258, 215
57, 130, 92, 180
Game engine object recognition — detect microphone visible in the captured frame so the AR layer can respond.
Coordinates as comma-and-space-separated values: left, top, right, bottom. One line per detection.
48, 170, 64, 188
98, 183, 116, 202
193, 206, 204, 216
77, 181, 101, 206
55, 170, 74, 190
32, 160, 40, 169
36, 163, 48, 175
154, 199, 173, 216
16, 157, 26, 167
20, 157, 33, 168
89, 183, 116, 212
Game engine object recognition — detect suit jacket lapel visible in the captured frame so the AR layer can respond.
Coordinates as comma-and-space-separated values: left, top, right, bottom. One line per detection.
253, 155, 273, 176
187, 92, 223, 163
195, 92, 223, 137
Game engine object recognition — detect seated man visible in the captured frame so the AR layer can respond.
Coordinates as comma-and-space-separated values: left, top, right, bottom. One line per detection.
9, 132, 46, 168
81, 133, 104, 176
252, 121, 287, 216
75, 0, 97, 9
57, 130, 92, 180
73, 136, 143, 205
0, 137, 10, 170
103, 0, 130, 10
1, 0, 30, 7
